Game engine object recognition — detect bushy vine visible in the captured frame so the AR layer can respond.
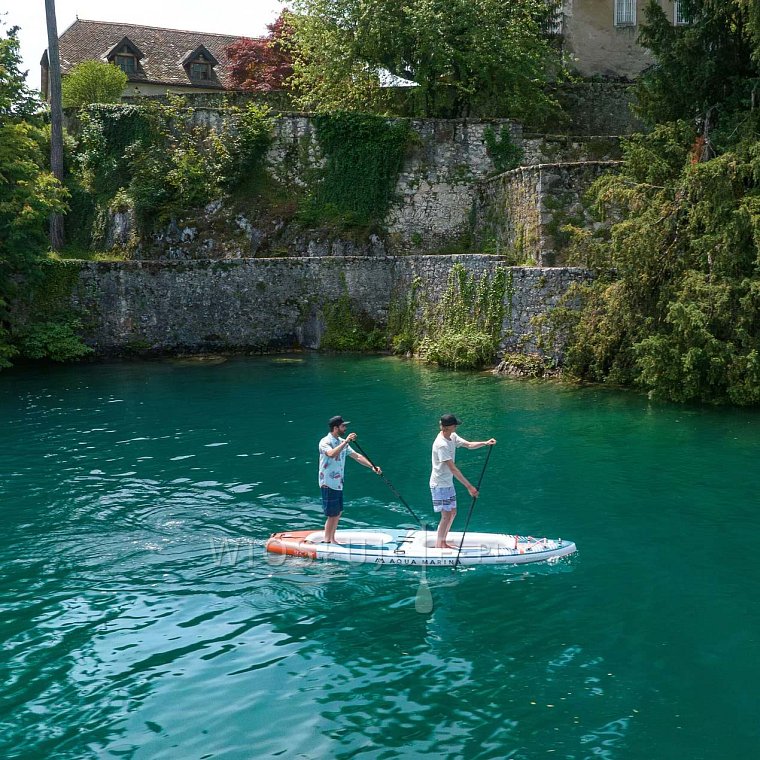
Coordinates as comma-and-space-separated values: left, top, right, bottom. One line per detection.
11, 260, 93, 363
390, 263, 508, 369
484, 125, 524, 175
72, 100, 275, 236
300, 112, 410, 228
320, 274, 387, 351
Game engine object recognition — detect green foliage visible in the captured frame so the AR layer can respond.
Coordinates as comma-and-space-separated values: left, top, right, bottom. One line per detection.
77, 103, 157, 197
301, 112, 410, 227
11, 260, 93, 363
0, 320, 18, 369
15, 320, 93, 361
391, 263, 507, 369
0, 25, 39, 119
0, 121, 69, 269
387, 277, 421, 354
635, 0, 760, 131
320, 276, 387, 351
215, 103, 276, 188
0, 24, 70, 368
557, 122, 760, 405
62, 60, 128, 108
484, 126, 524, 174
421, 328, 497, 370
289, 0, 563, 120
75, 101, 275, 232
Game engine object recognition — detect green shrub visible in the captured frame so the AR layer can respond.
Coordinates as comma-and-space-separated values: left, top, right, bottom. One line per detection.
302, 112, 410, 228
62, 60, 127, 108
75, 101, 275, 233
15, 320, 93, 361
422, 328, 496, 369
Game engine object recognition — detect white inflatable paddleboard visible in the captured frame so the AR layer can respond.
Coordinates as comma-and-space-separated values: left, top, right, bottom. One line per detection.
266, 528, 576, 566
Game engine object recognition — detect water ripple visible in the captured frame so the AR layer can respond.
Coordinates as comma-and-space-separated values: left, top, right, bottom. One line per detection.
2, 356, 760, 759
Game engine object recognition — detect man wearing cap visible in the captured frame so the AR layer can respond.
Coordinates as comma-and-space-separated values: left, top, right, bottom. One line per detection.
318, 416, 381, 543
430, 413, 496, 549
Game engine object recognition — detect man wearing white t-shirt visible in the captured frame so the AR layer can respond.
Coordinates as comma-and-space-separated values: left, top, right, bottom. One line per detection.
430, 413, 496, 549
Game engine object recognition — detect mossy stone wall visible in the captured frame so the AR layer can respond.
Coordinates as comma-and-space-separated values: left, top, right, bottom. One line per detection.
67, 257, 589, 360
472, 161, 621, 265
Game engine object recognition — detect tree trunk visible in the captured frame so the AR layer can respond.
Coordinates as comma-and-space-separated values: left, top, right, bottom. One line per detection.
45, 0, 65, 250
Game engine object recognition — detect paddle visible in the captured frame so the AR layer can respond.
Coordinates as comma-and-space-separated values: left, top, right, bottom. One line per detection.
453, 445, 494, 569
350, 439, 423, 527
350, 438, 432, 613
414, 562, 434, 614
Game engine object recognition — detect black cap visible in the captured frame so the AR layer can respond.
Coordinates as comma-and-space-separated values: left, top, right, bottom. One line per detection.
328, 415, 350, 429
440, 413, 461, 427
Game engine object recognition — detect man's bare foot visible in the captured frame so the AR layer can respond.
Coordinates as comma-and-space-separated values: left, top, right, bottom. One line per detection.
322, 538, 344, 545
435, 542, 459, 550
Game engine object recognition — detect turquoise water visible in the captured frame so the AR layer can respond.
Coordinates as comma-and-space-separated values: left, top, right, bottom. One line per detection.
1, 354, 759, 759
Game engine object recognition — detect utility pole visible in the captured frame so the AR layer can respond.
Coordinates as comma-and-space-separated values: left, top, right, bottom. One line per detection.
45, 0, 65, 250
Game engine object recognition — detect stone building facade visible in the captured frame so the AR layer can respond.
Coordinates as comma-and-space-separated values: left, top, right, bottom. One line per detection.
559, 0, 688, 79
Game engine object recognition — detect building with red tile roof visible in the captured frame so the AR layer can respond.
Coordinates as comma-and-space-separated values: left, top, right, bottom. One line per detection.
41, 18, 254, 99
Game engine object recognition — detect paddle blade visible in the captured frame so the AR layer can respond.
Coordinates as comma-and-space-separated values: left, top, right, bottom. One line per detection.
414, 577, 433, 614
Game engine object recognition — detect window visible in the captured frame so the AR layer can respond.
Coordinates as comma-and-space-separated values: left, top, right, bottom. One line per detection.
181, 46, 218, 82
115, 54, 136, 74
614, 0, 636, 27
544, 0, 564, 36
674, 0, 691, 26
190, 62, 211, 81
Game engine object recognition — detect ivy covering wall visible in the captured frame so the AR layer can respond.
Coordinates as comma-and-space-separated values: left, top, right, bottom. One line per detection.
389, 263, 508, 369
300, 112, 411, 228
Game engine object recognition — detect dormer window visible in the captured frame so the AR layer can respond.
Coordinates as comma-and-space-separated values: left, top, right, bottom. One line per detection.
190, 58, 211, 81
180, 45, 219, 84
103, 37, 144, 77
115, 52, 137, 74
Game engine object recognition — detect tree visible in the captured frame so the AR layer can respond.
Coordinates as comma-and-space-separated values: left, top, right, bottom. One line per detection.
225, 12, 294, 92
0, 28, 37, 119
635, 0, 760, 134
288, 0, 561, 119
552, 0, 760, 405
45, 0, 65, 250
0, 24, 68, 367
62, 60, 128, 108
558, 118, 760, 405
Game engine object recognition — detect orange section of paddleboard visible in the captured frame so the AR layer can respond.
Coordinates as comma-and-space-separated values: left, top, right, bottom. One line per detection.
265, 530, 318, 558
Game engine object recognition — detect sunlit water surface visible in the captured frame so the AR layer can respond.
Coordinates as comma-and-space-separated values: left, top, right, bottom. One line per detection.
1, 355, 759, 759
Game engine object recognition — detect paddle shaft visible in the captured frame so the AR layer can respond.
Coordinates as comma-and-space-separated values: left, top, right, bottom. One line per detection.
454, 445, 494, 568
350, 439, 423, 526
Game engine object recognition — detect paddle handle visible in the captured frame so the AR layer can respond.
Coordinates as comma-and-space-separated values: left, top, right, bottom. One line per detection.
454, 444, 494, 567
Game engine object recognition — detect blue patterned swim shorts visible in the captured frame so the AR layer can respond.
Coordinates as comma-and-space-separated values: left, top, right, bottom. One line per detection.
431, 486, 457, 513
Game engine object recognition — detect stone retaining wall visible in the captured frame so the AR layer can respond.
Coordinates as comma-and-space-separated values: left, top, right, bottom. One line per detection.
69, 257, 590, 359
521, 134, 621, 166
104, 113, 521, 258
472, 161, 620, 265
84, 110, 626, 262
548, 82, 644, 136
